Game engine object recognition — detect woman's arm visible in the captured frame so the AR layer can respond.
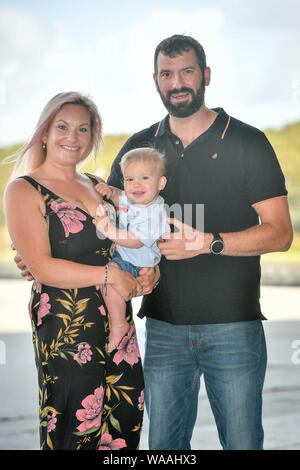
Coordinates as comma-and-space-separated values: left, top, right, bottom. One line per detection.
4, 179, 140, 299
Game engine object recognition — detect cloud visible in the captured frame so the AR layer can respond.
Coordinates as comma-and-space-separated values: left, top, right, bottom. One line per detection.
0, 4, 226, 144
214, 0, 300, 128
0, 2, 300, 147
0, 6, 93, 145
225, 0, 300, 31
90, 6, 226, 133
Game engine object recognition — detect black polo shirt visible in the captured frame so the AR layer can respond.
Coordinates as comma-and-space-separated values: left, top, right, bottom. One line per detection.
108, 108, 287, 324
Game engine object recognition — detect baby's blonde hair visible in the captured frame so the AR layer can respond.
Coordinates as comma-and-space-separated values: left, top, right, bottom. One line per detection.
120, 147, 166, 177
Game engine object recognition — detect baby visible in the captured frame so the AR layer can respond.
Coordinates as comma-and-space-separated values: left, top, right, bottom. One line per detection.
94, 147, 170, 352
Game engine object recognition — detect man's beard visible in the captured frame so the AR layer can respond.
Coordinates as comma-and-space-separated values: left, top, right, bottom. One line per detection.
158, 81, 205, 118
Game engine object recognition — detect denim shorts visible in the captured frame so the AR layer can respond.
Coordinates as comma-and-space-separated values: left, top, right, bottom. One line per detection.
111, 251, 142, 278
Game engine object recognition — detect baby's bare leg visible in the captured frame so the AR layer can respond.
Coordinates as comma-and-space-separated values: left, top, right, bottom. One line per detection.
103, 262, 129, 352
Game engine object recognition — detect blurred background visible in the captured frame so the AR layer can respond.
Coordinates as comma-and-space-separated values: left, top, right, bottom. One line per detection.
1, 0, 300, 273
0, 0, 299, 450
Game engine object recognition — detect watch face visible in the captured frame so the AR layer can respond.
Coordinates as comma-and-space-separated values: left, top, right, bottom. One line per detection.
212, 240, 224, 254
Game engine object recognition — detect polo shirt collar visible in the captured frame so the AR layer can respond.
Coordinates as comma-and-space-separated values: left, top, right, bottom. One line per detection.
154, 108, 230, 141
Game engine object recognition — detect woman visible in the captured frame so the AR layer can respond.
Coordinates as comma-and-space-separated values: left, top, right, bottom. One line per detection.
4, 92, 149, 450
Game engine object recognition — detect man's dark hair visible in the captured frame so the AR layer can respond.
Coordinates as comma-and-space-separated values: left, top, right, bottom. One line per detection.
154, 34, 207, 75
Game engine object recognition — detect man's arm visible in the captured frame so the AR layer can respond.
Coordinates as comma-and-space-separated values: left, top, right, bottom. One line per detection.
221, 196, 293, 256
158, 196, 293, 260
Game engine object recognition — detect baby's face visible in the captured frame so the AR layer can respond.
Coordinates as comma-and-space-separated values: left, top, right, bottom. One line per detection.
123, 161, 166, 206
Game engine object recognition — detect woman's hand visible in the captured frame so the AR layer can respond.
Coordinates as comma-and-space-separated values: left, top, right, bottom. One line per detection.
108, 266, 142, 301
137, 265, 160, 295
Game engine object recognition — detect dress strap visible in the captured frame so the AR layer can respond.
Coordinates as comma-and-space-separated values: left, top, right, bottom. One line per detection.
18, 173, 99, 193
18, 175, 39, 188
17, 175, 49, 195
84, 173, 100, 186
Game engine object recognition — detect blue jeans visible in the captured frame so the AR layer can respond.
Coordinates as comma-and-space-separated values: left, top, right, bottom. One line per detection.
143, 318, 267, 450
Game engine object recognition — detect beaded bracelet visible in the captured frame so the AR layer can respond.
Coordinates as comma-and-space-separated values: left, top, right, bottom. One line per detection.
101, 263, 109, 296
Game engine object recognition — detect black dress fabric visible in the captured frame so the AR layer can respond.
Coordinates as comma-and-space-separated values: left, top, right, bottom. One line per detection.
20, 175, 144, 450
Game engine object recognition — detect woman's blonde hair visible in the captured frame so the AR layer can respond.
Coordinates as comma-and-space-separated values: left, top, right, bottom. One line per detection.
5, 91, 102, 178
120, 147, 166, 176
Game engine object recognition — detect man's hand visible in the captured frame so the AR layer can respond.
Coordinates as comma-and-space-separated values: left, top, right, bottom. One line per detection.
11, 244, 34, 280
157, 218, 208, 260
136, 266, 160, 295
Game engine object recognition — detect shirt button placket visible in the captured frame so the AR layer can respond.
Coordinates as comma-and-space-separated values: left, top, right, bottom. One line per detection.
174, 139, 184, 158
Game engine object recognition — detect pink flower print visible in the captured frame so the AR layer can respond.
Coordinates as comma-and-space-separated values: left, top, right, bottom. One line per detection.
113, 325, 140, 366
76, 386, 104, 433
98, 433, 126, 450
50, 200, 86, 238
138, 389, 144, 411
37, 293, 51, 326
98, 305, 106, 316
74, 343, 93, 364
47, 413, 57, 432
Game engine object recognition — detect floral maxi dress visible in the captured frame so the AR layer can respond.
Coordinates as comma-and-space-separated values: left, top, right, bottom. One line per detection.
20, 175, 144, 450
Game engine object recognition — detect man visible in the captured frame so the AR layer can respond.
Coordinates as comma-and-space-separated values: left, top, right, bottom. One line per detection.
16, 35, 292, 450
107, 35, 293, 450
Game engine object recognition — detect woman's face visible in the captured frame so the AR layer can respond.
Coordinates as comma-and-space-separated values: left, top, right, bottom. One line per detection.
43, 104, 92, 167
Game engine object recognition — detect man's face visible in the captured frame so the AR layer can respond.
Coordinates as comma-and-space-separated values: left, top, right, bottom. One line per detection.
154, 49, 210, 118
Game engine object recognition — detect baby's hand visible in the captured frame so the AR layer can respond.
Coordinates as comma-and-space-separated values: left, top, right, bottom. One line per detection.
94, 208, 110, 235
95, 204, 107, 218
94, 202, 117, 237
95, 182, 113, 200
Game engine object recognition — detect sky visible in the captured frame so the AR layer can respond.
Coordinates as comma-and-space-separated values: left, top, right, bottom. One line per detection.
0, 0, 300, 147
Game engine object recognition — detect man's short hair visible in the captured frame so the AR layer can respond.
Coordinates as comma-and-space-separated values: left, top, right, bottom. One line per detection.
154, 34, 207, 75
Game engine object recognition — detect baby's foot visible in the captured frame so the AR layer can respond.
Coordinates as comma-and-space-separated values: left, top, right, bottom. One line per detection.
108, 322, 130, 352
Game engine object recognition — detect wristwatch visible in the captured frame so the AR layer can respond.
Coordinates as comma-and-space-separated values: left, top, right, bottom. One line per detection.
209, 233, 224, 255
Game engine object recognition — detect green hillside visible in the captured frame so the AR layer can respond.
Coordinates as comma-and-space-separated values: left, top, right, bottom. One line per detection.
1, 124, 300, 265
265, 122, 300, 231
